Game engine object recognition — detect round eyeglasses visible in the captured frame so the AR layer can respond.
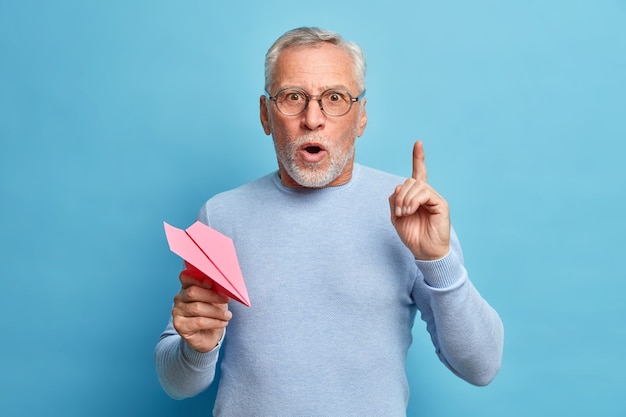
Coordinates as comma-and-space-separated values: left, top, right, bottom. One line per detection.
267, 88, 366, 117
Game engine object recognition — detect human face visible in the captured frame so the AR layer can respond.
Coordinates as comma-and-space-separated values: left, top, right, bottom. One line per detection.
260, 43, 367, 188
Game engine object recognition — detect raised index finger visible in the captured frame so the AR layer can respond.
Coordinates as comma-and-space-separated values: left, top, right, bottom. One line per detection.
412, 140, 427, 181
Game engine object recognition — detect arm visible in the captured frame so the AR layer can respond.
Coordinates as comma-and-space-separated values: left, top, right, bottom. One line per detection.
389, 141, 503, 385
412, 230, 504, 386
154, 319, 222, 399
154, 271, 232, 399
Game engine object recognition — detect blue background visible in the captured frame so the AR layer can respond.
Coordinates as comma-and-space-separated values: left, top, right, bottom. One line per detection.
1, 1, 625, 416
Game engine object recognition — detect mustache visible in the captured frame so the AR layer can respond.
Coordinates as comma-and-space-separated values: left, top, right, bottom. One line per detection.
286, 132, 329, 147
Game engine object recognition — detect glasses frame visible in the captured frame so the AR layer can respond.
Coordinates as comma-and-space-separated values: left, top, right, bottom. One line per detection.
266, 88, 366, 117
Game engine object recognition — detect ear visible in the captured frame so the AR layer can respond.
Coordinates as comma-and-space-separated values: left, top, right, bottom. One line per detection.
356, 98, 367, 137
260, 95, 271, 135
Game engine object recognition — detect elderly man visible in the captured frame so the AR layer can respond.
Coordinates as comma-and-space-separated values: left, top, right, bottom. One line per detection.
155, 27, 504, 416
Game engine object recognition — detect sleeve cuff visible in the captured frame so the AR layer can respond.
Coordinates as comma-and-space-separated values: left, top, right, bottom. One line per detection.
415, 250, 466, 289
180, 330, 224, 369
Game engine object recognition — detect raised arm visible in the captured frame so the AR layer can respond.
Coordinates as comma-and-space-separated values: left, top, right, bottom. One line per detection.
390, 140, 503, 385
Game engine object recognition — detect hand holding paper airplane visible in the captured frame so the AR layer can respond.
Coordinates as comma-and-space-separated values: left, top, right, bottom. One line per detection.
163, 221, 251, 307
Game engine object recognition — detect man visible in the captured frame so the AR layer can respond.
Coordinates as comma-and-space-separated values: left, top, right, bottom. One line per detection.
155, 27, 504, 416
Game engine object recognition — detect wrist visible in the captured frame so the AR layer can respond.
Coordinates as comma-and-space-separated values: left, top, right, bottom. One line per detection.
415, 249, 465, 289
412, 245, 450, 261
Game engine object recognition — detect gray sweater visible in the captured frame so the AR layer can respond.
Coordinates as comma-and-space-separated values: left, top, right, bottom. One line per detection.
155, 164, 504, 416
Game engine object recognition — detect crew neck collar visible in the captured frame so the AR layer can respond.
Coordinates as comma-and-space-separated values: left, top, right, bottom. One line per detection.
272, 163, 361, 194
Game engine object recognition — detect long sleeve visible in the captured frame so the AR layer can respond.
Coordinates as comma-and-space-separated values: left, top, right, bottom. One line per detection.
154, 166, 504, 414
412, 231, 504, 386
154, 318, 222, 399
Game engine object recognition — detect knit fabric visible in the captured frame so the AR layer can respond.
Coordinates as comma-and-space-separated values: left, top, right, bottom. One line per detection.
155, 164, 504, 416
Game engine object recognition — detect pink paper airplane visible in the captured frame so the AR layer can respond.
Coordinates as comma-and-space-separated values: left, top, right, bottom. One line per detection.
163, 221, 251, 307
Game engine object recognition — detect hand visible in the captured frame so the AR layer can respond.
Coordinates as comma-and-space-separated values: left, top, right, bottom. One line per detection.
389, 140, 451, 260
172, 270, 232, 353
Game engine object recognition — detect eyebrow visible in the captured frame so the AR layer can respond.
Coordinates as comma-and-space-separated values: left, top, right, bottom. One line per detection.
279, 85, 353, 93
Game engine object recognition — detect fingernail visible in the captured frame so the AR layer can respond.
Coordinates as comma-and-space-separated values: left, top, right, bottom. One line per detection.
395, 206, 402, 217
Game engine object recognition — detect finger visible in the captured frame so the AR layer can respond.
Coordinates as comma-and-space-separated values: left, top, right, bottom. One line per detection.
392, 179, 445, 217
389, 185, 402, 219
392, 178, 416, 217
173, 315, 230, 338
180, 269, 213, 288
173, 298, 232, 320
399, 182, 426, 216
179, 270, 225, 294
392, 178, 424, 217
411, 140, 427, 182
181, 286, 231, 305
178, 275, 231, 304
403, 189, 444, 216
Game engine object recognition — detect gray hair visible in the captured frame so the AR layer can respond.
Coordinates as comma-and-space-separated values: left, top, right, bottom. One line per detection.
264, 27, 366, 94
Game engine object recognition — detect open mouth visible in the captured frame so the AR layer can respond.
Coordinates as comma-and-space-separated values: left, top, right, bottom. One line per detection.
299, 143, 327, 163
305, 146, 322, 154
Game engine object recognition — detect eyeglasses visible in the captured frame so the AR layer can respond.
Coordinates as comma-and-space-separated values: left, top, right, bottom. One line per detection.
266, 88, 366, 117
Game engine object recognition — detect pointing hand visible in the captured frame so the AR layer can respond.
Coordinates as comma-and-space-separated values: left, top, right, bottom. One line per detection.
388, 141, 450, 260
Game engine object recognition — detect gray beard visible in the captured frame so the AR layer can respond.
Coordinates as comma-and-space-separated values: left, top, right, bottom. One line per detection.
274, 133, 355, 188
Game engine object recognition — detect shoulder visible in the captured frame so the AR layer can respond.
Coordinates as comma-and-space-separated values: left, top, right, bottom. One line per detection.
352, 164, 406, 191
210, 172, 276, 204
197, 172, 278, 224
357, 164, 404, 180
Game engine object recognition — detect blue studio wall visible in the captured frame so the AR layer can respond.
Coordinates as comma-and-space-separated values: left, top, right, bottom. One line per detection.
1, 1, 625, 416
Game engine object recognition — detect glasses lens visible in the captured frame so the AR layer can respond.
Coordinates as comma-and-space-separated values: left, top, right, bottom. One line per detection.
321, 90, 351, 116
276, 90, 307, 115
273, 89, 356, 116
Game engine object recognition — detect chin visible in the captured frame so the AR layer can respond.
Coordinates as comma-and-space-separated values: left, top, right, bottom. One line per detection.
284, 164, 335, 187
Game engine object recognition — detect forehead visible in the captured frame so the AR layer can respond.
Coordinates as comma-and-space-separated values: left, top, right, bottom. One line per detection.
272, 43, 357, 92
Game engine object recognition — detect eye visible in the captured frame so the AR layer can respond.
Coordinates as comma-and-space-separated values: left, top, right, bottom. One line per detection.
324, 91, 348, 104
285, 91, 305, 102
330, 94, 341, 102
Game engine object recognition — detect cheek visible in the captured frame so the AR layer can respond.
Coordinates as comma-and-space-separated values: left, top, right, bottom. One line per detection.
270, 114, 298, 136
339, 117, 362, 140
269, 123, 294, 151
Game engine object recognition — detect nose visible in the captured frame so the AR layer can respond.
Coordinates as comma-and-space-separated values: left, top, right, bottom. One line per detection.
301, 98, 325, 130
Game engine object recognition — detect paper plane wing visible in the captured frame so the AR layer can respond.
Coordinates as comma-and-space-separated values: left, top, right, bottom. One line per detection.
163, 221, 251, 307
